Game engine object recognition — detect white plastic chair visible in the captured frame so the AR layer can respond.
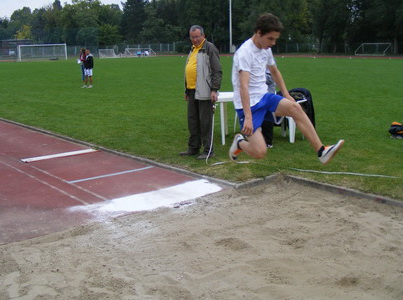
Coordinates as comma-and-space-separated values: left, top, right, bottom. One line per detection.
280, 98, 307, 143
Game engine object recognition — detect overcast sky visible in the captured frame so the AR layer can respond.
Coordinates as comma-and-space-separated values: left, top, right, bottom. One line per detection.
0, 0, 123, 19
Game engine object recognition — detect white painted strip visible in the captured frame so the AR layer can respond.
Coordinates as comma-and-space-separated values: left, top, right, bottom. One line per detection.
21, 149, 98, 163
69, 179, 222, 214
30, 165, 108, 202
68, 166, 154, 184
291, 168, 399, 178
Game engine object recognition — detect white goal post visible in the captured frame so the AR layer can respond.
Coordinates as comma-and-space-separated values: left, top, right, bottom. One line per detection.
354, 43, 392, 56
123, 47, 156, 57
99, 49, 119, 58
18, 43, 67, 62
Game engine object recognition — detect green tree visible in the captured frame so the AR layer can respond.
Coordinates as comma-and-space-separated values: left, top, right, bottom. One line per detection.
311, 0, 351, 53
14, 24, 32, 39
0, 18, 12, 40
76, 27, 98, 45
121, 0, 147, 42
362, 0, 403, 53
153, 0, 182, 42
155, 0, 180, 29
139, 4, 165, 43
99, 24, 121, 45
61, 0, 101, 44
232, 0, 253, 45
4, 0, 402, 54
31, 8, 47, 42
175, 0, 232, 51
98, 4, 123, 27
8, 7, 33, 38
199, 0, 230, 51
232, 0, 311, 52
43, 1, 63, 43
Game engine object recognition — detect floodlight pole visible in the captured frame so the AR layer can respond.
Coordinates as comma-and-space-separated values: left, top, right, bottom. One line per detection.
229, 0, 233, 53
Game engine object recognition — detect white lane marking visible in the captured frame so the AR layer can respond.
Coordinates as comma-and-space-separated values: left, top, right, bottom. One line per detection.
29, 165, 108, 202
68, 166, 154, 184
0, 160, 90, 205
21, 149, 98, 163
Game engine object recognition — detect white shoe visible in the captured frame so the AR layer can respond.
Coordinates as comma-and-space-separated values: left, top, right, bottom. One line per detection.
81, 85, 87, 88
318, 139, 344, 165
229, 134, 245, 161
87, 85, 93, 88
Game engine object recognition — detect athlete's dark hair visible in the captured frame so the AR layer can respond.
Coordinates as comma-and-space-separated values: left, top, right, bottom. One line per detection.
254, 13, 283, 35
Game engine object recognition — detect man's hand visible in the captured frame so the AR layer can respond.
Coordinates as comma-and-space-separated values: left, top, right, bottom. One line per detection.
210, 91, 218, 103
241, 116, 253, 136
283, 91, 296, 102
184, 93, 189, 101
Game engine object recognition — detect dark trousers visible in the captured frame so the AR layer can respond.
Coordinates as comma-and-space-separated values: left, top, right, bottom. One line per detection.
261, 120, 274, 145
186, 89, 214, 154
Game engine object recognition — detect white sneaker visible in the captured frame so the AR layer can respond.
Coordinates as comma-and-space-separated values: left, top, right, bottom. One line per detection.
318, 139, 344, 165
81, 85, 87, 88
229, 134, 245, 161
87, 85, 93, 88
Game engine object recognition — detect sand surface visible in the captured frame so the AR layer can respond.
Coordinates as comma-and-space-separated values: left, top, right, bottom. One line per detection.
1, 177, 402, 299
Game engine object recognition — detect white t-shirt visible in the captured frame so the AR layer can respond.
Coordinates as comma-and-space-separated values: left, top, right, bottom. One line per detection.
232, 38, 276, 109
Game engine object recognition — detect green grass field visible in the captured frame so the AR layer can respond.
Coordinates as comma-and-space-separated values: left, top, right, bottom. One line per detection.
0, 55, 402, 200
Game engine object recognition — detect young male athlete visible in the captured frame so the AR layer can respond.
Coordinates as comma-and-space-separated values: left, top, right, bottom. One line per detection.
83, 48, 94, 88
230, 13, 344, 165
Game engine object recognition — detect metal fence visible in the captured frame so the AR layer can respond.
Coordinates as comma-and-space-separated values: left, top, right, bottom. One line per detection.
70, 42, 398, 57
1, 41, 400, 61
68, 42, 185, 58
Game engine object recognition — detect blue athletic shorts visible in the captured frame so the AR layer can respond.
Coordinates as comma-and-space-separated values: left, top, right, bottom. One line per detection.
236, 93, 284, 133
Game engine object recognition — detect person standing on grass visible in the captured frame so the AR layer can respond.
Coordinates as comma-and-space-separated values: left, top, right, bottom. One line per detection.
180, 25, 222, 160
83, 48, 94, 89
79, 48, 86, 87
229, 13, 344, 165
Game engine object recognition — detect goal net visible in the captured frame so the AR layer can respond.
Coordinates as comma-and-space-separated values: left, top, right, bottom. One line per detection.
18, 43, 67, 62
123, 48, 156, 57
354, 43, 392, 56
99, 49, 119, 58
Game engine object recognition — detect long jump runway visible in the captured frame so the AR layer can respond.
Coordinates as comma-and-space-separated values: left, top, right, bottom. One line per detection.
0, 120, 223, 244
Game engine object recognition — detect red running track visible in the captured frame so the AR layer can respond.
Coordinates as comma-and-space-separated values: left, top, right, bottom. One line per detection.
0, 120, 219, 244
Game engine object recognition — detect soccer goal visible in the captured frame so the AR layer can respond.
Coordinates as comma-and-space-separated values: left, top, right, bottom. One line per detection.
354, 43, 392, 56
123, 47, 156, 57
99, 49, 119, 58
18, 43, 67, 62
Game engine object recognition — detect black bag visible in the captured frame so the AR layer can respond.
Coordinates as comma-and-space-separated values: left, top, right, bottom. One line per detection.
389, 122, 403, 136
277, 87, 315, 127
289, 88, 315, 127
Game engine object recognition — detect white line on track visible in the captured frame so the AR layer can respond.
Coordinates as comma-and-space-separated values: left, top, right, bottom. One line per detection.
0, 160, 90, 205
68, 166, 154, 184
21, 149, 98, 163
29, 165, 108, 202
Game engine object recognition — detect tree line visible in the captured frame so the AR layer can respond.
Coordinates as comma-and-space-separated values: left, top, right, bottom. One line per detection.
0, 0, 402, 54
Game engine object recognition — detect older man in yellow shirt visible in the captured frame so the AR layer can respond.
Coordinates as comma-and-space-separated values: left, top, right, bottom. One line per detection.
180, 25, 222, 160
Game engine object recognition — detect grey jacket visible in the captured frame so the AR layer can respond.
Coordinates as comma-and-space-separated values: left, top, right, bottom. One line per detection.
185, 40, 222, 100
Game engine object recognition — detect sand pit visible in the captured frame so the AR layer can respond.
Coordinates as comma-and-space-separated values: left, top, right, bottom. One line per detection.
0, 177, 402, 299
